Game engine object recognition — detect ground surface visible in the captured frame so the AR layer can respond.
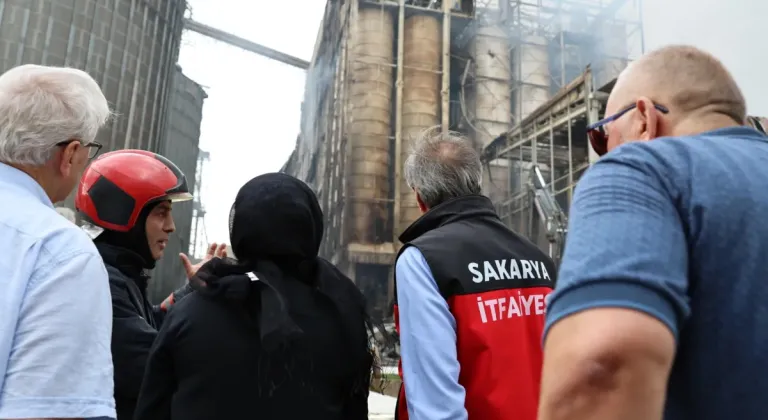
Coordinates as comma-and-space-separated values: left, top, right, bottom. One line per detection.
368, 392, 396, 420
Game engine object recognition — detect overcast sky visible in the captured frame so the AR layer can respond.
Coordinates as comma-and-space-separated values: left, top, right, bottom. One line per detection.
179, 0, 768, 249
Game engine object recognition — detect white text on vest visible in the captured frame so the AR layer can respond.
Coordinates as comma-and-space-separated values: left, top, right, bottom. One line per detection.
467, 259, 551, 283
476, 292, 552, 323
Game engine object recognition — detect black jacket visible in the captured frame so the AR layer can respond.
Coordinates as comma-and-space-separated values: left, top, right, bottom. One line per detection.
134, 266, 370, 420
133, 173, 372, 420
98, 243, 165, 420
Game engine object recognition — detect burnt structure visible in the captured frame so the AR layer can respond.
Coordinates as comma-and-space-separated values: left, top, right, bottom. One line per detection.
282, 0, 643, 319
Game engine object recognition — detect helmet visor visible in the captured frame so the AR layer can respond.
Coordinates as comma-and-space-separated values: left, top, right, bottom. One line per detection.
167, 192, 193, 202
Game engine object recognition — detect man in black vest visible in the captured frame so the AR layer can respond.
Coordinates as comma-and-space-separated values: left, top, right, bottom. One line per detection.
393, 127, 556, 420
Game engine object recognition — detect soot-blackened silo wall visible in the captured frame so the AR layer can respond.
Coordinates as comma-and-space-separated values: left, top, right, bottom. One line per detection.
347, 8, 394, 245
150, 66, 206, 302
0, 0, 187, 206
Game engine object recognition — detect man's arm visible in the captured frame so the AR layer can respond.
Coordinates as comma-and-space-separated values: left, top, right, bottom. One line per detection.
133, 311, 179, 420
110, 282, 159, 404
539, 147, 690, 420
396, 246, 468, 420
0, 252, 115, 420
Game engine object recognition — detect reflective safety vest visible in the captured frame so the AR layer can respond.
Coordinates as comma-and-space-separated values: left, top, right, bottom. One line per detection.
393, 195, 556, 420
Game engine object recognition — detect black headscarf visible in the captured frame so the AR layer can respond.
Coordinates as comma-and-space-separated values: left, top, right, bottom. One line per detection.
191, 173, 372, 357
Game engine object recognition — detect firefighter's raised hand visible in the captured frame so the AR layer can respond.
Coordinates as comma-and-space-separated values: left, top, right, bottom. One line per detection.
179, 243, 228, 279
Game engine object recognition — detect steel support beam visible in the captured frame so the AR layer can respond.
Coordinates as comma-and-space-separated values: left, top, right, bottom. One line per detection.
183, 18, 310, 70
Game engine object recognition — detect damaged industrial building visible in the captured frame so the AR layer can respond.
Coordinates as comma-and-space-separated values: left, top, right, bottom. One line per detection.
281, 0, 643, 322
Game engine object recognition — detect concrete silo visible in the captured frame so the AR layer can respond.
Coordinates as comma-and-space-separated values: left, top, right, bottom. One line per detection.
150, 65, 206, 302
0, 0, 187, 208
347, 7, 395, 245
399, 14, 441, 235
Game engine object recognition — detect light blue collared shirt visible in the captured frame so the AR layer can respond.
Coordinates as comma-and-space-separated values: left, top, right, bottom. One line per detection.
396, 246, 468, 420
0, 162, 116, 419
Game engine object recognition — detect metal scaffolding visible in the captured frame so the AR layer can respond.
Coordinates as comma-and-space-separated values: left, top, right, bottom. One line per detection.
190, 149, 210, 259
474, 0, 643, 261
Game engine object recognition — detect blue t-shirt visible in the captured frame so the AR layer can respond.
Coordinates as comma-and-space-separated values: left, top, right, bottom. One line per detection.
546, 126, 768, 419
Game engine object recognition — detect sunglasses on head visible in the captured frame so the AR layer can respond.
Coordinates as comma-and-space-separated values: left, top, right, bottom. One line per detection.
587, 103, 669, 156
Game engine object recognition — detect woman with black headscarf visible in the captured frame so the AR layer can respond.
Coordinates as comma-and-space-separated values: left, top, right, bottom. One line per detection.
133, 173, 374, 420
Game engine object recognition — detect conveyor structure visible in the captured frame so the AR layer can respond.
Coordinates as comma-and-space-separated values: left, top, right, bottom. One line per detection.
183, 18, 310, 70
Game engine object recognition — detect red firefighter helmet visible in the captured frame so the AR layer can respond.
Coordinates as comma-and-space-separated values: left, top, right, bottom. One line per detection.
76, 149, 193, 232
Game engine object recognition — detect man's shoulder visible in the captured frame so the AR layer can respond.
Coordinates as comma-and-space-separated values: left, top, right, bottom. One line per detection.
582, 139, 689, 199
38, 216, 100, 264
395, 245, 425, 268
2, 204, 98, 269
598, 137, 686, 171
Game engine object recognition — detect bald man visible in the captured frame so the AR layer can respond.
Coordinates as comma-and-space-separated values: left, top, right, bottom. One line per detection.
539, 45, 768, 420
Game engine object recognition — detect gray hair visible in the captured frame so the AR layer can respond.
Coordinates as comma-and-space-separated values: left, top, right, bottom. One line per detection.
404, 126, 483, 208
0, 64, 111, 166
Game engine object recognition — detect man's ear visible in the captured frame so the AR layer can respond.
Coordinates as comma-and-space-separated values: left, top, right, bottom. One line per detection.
415, 189, 428, 213
58, 141, 79, 177
635, 97, 659, 141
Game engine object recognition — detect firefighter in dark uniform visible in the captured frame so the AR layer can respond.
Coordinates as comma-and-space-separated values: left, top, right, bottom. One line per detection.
393, 128, 557, 420
75, 149, 225, 420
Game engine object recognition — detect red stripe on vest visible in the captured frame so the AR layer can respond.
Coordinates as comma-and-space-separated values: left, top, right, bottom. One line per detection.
395, 287, 551, 420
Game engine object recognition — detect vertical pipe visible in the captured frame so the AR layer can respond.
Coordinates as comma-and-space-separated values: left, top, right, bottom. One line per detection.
325, 48, 342, 228
529, 123, 537, 240
112, 0, 136, 150
147, 0, 171, 152
548, 113, 554, 192
329, 1, 348, 257
101, 0, 119, 93
155, 2, 183, 153
125, 5, 149, 150
638, 0, 645, 54
441, 0, 451, 133
530, 132, 537, 171
518, 140, 523, 233
84, 0, 98, 70
0, 2, 6, 32
567, 103, 573, 204
42, 12, 53, 65
559, 30, 566, 88
138, 10, 161, 153
586, 70, 600, 164
16, 8, 30, 65
342, 0, 359, 249
393, 0, 405, 244
63, 0, 76, 66
337, 2, 350, 253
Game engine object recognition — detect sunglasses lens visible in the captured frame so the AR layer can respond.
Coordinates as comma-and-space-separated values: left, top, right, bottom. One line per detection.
588, 128, 608, 156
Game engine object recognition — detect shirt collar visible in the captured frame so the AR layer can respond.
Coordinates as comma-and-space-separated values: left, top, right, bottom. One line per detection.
703, 125, 767, 139
0, 162, 54, 209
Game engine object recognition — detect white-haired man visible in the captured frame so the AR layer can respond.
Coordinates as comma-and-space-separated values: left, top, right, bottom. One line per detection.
393, 128, 557, 420
0, 65, 115, 419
